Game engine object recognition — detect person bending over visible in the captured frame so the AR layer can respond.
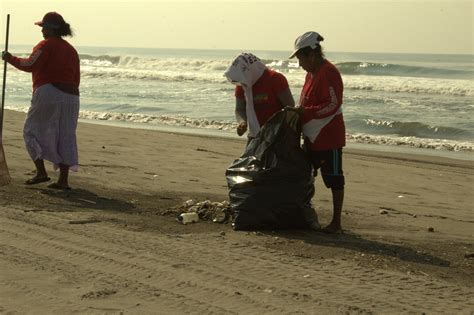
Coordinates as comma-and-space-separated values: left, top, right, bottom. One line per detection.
224, 52, 294, 144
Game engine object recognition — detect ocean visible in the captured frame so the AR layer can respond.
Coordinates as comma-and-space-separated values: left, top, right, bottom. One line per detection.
4, 45, 474, 158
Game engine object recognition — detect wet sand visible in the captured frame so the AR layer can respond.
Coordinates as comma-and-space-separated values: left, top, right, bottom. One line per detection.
1, 109, 473, 313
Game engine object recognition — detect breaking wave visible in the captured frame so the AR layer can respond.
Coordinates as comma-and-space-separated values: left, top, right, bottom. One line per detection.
347, 119, 473, 141
6, 105, 472, 152
77, 55, 473, 96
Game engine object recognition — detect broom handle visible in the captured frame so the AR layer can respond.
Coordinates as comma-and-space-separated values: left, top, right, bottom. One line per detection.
1, 14, 10, 138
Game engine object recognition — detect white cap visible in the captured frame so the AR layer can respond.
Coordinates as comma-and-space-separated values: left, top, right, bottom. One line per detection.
289, 31, 322, 59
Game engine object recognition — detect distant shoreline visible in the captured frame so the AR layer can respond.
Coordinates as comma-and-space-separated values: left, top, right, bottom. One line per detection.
4, 108, 472, 161
79, 117, 474, 162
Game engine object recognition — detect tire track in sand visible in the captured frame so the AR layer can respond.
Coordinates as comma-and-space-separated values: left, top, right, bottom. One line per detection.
1, 207, 473, 313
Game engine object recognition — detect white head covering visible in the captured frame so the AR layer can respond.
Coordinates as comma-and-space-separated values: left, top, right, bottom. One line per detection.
289, 31, 323, 59
224, 53, 267, 137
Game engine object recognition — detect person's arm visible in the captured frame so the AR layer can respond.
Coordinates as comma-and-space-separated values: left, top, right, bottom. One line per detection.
272, 72, 294, 109
235, 97, 246, 122
235, 97, 247, 136
301, 69, 343, 121
6, 41, 49, 73
277, 87, 295, 108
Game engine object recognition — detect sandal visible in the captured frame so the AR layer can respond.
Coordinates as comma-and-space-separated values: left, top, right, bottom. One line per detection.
25, 177, 51, 185
47, 182, 71, 190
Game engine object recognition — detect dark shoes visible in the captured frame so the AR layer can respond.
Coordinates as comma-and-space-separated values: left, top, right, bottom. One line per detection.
24, 176, 71, 190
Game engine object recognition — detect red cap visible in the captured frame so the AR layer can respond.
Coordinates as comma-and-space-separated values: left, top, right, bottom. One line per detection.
34, 12, 65, 28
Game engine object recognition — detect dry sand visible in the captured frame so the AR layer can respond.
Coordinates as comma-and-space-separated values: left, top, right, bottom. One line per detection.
1, 109, 473, 314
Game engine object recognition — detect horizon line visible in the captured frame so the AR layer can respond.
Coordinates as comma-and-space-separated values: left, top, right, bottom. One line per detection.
6, 43, 474, 56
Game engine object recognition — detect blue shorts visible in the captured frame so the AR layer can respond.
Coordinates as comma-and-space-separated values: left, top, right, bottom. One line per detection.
308, 148, 345, 190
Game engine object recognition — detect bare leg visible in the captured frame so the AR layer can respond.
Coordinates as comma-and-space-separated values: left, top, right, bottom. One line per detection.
323, 189, 344, 233
25, 159, 50, 185
57, 164, 70, 188
33, 159, 48, 178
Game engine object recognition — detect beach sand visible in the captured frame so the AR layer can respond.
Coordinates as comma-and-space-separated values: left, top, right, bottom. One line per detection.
1, 109, 473, 313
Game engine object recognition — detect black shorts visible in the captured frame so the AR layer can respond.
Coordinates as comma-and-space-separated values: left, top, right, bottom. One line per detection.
308, 148, 345, 190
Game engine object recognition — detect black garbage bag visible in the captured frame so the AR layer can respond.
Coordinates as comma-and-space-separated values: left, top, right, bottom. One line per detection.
226, 110, 315, 230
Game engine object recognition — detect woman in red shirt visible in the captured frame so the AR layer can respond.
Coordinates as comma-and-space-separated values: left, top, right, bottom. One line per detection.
289, 31, 346, 234
224, 53, 294, 143
2, 12, 80, 190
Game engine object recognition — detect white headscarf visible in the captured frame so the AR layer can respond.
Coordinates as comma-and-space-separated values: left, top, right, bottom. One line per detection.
224, 53, 267, 137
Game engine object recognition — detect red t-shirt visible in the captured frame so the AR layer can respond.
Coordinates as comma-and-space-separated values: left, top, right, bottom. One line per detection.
235, 69, 289, 127
299, 60, 345, 151
9, 37, 80, 92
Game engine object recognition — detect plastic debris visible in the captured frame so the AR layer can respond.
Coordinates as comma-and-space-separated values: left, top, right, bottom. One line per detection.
173, 200, 232, 224
177, 212, 199, 225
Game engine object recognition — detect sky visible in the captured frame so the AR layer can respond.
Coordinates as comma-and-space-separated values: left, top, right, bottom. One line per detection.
1, 0, 473, 54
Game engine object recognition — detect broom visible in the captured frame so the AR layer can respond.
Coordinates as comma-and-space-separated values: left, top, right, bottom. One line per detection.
0, 14, 11, 186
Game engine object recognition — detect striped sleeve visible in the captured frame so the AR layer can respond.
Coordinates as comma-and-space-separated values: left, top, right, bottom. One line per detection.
9, 41, 49, 73
301, 67, 343, 122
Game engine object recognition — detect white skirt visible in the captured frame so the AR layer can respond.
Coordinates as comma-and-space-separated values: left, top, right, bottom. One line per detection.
23, 84, 80, 171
